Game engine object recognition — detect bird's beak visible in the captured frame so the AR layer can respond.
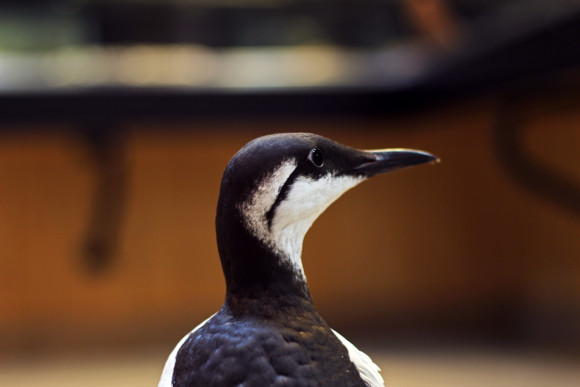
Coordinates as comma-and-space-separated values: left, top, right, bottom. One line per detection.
352, 148, 439, 177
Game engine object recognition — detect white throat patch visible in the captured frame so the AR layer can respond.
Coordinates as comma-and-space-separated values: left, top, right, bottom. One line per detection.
239, 160, 364, 279
239, 159, 298, 248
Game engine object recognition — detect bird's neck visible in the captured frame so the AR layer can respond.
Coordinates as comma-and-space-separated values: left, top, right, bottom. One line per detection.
216, 202, 313, 314
223, 286, 320, 321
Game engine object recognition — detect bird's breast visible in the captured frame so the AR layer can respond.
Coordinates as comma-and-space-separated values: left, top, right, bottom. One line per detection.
172, 309, 367, 387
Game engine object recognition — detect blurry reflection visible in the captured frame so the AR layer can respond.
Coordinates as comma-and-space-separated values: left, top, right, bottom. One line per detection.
2, 0, 575, 90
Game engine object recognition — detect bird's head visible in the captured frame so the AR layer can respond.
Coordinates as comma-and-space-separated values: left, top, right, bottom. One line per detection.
216, 133, 437, 300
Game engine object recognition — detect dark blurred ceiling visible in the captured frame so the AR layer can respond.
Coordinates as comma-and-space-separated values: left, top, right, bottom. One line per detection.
0, 0, 578, 113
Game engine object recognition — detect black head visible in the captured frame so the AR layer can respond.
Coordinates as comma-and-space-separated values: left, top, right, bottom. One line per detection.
215, 133, 437, 305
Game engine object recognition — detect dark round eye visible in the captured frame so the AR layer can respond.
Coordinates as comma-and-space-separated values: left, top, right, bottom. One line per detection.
308, 148, 324, 167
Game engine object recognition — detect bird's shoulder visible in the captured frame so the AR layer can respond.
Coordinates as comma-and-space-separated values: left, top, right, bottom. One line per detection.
171, 310, 367, 387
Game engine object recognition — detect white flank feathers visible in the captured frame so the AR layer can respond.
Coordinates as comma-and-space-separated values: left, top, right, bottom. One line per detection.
332, 329, 384, 387
158, 314, 215, 387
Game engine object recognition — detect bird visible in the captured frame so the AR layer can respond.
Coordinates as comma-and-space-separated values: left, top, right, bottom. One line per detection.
159, 133, 437, 387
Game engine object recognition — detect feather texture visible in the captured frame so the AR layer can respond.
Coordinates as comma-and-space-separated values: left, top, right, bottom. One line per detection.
332, 329, 384, 387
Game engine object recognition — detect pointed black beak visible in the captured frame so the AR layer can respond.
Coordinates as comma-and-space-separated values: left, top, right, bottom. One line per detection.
352, 148, 439, 177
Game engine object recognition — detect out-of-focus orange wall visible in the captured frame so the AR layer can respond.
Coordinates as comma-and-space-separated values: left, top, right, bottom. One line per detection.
1, 94, 579, 353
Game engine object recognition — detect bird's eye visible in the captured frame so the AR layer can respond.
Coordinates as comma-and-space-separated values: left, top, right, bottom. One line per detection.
308, 149, 324, 167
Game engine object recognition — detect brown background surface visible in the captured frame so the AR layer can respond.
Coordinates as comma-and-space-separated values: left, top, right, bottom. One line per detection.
2, 93, 579, 355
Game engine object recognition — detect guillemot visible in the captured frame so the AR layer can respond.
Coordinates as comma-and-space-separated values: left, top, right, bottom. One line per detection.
159, 133, 437, 387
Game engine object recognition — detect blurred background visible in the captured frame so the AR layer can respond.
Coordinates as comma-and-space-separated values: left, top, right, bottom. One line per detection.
1, 0, 580, 385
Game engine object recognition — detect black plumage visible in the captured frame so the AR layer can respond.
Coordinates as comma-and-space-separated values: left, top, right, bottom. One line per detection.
161, 133, 437, 387
173, 299, 365, 386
